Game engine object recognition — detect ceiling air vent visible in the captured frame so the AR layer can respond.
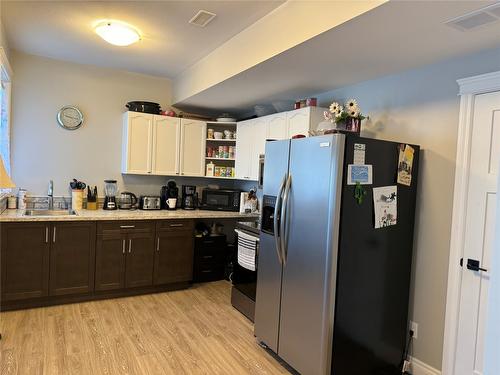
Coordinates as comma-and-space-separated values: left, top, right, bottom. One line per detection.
189, 10, 216, 27
446, 3, 500, 31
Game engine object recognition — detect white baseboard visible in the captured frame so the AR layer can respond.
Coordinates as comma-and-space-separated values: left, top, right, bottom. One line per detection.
410, 357, 441, 375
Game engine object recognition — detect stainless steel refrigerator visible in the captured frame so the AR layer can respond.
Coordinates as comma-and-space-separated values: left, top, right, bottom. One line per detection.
254, 134, 420, 375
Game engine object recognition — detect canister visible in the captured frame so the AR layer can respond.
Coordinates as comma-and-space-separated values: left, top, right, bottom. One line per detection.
72, 189, 84, 210
7, 195, 17, 209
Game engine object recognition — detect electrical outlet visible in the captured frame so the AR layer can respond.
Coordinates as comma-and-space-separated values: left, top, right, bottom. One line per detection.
410, 320, 418, 339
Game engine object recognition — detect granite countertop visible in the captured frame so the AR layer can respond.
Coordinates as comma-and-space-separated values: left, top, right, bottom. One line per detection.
0, 209, 260, 222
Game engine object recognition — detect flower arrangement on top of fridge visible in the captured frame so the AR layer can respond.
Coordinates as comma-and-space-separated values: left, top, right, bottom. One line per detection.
323, 98, 368, 135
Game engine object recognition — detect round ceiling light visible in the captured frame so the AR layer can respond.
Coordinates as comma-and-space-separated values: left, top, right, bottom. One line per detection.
95, 21, 141, 46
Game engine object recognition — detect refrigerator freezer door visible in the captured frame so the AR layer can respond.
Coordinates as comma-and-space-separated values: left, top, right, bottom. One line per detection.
278, 134, 345, 375
254, 139, 291, 352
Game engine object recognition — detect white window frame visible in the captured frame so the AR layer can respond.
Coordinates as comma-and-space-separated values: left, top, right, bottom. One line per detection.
0, 47, 13, 198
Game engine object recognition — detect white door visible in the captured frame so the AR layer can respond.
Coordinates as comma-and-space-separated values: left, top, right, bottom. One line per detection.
236, 119, 253, 180
180, 119, 206, 177
267, 112, 287, 140
152, 116, 180, 175
454, 91, 499, 375
124, 112, 153, 174
249, 117, 267, 180
286, 107, 310, 138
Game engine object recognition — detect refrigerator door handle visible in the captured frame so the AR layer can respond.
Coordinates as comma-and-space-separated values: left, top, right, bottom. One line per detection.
274, 175, 286, 264
280, 174, 292, 265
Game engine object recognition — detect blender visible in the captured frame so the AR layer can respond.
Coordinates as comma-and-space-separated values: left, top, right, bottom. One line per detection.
103, 180, 118, 210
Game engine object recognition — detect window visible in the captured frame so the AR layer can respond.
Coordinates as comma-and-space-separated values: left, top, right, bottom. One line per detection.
0, 47, 12, 194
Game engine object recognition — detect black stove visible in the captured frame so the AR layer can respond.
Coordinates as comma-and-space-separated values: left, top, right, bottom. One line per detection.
231, 220, 260, 322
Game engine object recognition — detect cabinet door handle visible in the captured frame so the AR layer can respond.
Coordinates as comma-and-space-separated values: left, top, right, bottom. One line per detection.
45, 226, 49, 243
120, 225, 135, 229
129, 239, 132, 253
157, 237, 160, 251
122, 239, 126, 254
53, 227, 57, 243
170, 223, 183, 227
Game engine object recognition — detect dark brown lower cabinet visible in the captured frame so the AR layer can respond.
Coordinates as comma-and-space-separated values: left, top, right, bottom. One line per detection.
95, 233, 127, 291
49, 222, 96, 296
95, 221, 155, 291
1, 223, 50, 301
1, 219, 196, 310
125, 232, 155, 288
154, 221, 194, 285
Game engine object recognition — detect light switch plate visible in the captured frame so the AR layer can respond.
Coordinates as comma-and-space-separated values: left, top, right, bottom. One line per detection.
410, 320, 418, 339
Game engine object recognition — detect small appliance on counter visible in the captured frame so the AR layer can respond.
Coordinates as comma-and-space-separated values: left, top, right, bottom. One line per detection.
161, 180, 179, 210
118, 192, 138, 210
139, 196, 161, 210
199, 189, 240, 211
181, 185, 197, 210
103, 180, 118, 210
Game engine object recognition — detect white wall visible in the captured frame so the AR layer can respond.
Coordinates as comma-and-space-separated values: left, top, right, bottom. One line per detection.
315, 46, 500, 371
10, 51, 174, 196
0, 4, 9, 58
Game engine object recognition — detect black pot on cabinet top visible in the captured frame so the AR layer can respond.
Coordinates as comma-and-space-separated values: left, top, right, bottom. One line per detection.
126, 101, 161, 114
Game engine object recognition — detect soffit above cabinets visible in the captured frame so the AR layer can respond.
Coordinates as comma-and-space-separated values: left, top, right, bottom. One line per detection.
173, 0, 500, 117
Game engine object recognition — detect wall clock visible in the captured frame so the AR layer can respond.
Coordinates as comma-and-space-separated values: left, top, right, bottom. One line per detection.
57, 106, 84, 130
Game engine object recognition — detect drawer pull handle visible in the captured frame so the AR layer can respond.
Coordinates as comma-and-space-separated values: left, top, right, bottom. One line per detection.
157, 238, 160, 251
129, 239, 132, 253
201, 270, 212, 273
120, 225, 135, 229
169, 224, 184, 227
122, 239, 126, 254
45, 227, 49, 243
53, 227, 57, 243
203, 255, 214, 259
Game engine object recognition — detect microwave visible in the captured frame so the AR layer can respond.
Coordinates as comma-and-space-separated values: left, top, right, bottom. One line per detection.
200, 189, 241, 211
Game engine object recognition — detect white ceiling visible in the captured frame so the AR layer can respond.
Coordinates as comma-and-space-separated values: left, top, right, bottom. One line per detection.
2, 0, 283, 78
174, 0, 500, 116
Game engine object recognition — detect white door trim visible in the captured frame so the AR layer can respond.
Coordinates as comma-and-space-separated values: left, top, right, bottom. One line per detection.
442, 70, 500, 375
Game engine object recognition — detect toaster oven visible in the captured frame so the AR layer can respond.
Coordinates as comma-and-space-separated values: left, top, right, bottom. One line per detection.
199, 189, 240, 211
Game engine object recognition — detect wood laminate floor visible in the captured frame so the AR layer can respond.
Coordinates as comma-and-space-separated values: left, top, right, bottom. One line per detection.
0, 281, 289, 375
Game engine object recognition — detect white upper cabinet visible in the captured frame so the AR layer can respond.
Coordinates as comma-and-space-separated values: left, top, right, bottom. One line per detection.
286, 106, 325, 138
122, 112, 153, 174
235, 119, 253, 180
235, 106, 326, 181
266, 112, 288, 140
122, 112, 202, 177
152, 116, 180, 175
180, 119, 206, 177
250, 117, 268, 180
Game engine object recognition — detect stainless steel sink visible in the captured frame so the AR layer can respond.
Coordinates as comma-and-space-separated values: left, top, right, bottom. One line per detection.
23, 210, 77, 217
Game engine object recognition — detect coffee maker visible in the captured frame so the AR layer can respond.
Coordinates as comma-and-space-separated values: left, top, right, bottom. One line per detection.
181, 185, 197, 210
161, 180, 179, 210
103, 180, 118, 210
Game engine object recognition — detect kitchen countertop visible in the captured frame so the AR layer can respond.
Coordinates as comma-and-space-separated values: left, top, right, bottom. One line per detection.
0, 209, 259, 222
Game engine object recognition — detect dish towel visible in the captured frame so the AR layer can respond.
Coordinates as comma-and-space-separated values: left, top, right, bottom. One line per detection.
235, 229, 259, 271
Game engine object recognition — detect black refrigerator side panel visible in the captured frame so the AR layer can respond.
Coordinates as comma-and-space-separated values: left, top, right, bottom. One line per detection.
331, 136, 420, 375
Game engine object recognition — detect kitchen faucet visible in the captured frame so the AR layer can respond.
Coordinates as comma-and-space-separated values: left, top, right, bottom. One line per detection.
48, 180, 54, 210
